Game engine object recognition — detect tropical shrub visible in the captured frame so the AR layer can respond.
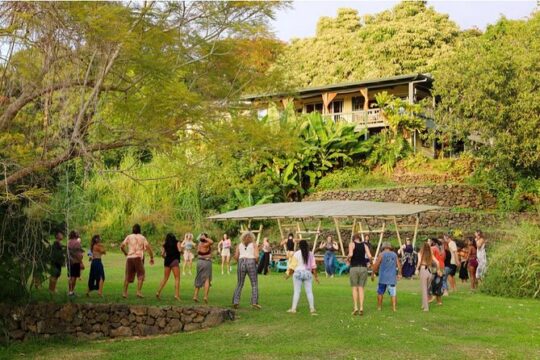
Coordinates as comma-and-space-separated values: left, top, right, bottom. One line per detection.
481, 223, 540, 299
315, 167, 395, 191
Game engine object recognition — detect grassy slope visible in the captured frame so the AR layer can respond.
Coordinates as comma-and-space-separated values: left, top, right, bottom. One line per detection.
2, 252, 539, 360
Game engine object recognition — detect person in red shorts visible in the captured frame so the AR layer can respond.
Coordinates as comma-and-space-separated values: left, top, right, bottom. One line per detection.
121, 224, 155, 298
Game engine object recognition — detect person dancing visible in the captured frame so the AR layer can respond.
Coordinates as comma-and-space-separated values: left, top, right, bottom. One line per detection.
232, 232, 261, 309
156, 233, 182, 300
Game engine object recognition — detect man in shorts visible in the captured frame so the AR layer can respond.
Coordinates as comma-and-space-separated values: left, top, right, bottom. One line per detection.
444, 234, 459, 293
121, 224, 154, 298
373, 242, 402, 312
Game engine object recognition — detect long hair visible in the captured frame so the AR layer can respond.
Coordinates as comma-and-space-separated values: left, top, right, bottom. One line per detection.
91, 235, 101, 251
240, 231, 255, 244
420, 242, 432, 265
299, 240, 309, 264
164, 233, 177, 248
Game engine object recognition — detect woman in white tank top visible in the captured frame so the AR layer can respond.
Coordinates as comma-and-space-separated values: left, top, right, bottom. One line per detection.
232, 232, 261, 309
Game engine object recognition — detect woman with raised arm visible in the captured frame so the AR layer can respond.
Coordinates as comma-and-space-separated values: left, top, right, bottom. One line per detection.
87, 235, 106, 297
232, 232, 261, 309
286, 240, 319, 315
416, 241, 442, 311
319, 235, 339, 278
181, 233, 195, 276
280, 233, 296, 260
193, 233, 214, 304
156, 233, 182, 300
218, 234, 232, 275
347, 234, 372, 315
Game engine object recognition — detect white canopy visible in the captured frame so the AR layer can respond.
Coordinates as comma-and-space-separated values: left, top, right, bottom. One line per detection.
208, 200, 439, 220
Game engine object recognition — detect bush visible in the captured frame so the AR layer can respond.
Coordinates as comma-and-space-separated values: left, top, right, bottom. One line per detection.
315, 167, 395, 191
481, 223, 540, 299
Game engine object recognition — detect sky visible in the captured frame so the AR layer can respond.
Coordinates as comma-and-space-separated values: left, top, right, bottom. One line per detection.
271, 1, 539, 41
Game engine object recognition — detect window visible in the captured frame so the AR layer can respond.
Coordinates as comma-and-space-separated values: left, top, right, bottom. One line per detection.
305, 102, 323, 113
352, 96, 365, 111
332, 100, 343, 114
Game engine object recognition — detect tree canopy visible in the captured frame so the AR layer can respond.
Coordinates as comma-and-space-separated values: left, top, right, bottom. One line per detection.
433, 12, 540, 176
272, 1, 462, 87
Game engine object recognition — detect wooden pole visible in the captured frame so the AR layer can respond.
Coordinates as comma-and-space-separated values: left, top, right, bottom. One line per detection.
358, 220, 365, 242
277, 219, 286, 252
393, 216, 403, 249
350, 218, 357, 243
333, 217, 346, 256
256, 224, 263, 245
374, 220, 386, 260
312, 220, 322, 252
412, 215, 420, 249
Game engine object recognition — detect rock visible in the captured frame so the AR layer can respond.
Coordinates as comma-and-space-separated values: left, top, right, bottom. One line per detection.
130, 306, 147, 316
165, 318, 182, 333
120, 318, 130, 327
147, 307, 163, 318
183, 322, 201, 332
57, 304, 77, 322
146, 317, 155, 326
193, 315, 204, 323
202, 310, 224, 328
10, 330, 25, 340
110, 326, 132, 338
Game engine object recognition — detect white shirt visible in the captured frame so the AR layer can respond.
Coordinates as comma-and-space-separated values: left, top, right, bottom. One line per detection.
239, 242, 256, 259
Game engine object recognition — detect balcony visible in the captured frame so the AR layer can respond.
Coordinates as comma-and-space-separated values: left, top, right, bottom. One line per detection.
323, 109, 387, 130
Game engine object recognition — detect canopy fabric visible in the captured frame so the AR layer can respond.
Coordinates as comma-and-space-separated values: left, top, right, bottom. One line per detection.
208, 200, 440, 221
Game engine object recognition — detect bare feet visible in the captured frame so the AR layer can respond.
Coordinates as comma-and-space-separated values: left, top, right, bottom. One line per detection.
156, 293, 161, 300
136, 293, 144, 299
251, 304, 262, 310
203, 298, 208, 304
193, 297, 199, 303
352, 309, 359, 316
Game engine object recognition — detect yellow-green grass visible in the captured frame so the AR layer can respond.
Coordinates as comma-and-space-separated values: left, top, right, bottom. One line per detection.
2, 252, 539, 360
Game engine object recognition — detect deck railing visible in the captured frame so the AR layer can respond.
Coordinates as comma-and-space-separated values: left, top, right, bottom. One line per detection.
324, 109, 387, 129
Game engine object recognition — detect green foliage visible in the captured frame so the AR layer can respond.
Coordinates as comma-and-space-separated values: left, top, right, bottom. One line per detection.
481, 223, 540, 299
433, 13, 540, 176
315, 167, 395, 191
363, 132, 412, 174
273, 2, 461, 87
375, 91, 426, 138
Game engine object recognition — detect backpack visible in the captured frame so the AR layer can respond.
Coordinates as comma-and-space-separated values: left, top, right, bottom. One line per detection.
431, 274, 444, 296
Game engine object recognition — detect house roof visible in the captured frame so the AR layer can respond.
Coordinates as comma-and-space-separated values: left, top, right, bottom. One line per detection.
242, 73, 433, 102
208, 200, 440, 221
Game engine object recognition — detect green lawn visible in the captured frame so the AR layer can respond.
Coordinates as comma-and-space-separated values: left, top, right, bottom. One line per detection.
3, 252, 539, 360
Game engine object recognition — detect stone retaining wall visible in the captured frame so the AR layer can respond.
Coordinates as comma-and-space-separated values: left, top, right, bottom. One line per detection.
307, 185, 498, 209
1, 303, 235, 341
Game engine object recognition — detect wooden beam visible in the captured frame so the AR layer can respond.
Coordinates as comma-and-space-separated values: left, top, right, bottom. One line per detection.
322, 92, 337, 114
256, 224, 263, 245
393, 216, 403, 249
358, 220, 365, 242
360, 87, 369, 110
333, 217, 346, 256
374, 221, 386, 259
277, 219, 286, 252
350, 218, 357, 244
311, 220, 322, 252
412, 215, 420, 249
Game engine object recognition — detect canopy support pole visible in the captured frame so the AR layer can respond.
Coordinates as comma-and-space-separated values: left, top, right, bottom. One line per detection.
350, 218, 357, 243
333, 217, 346, 256
358, 220, 365, 241
295, 221, 302, 250
374, 220, 386, 259
412, 215, 420, 248
256, 224, 263, 245
393, 216, 403, 249
311, 220, 322, 252
277, 219, 286, 252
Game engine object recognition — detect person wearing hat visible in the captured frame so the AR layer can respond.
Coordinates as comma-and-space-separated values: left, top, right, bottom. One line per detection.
372, 242, 402, 312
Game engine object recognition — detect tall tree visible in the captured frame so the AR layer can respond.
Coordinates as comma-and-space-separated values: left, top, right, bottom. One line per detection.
272, 1, 461, 87
0, 1, 285, 192
433, 12, 540, 175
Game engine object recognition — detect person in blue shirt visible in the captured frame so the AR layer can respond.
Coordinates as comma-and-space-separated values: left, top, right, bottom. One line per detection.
373, 242, 402, 312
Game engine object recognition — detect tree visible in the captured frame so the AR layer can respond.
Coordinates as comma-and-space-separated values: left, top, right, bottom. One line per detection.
272, 1, 461, 87
433, 12, 540, 176
0, 1, 285, 192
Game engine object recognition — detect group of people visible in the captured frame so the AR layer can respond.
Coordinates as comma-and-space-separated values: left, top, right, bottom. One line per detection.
47, 224, 488, 316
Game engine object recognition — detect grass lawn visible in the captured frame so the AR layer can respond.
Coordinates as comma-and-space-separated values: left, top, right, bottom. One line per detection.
2, 252, 539, 360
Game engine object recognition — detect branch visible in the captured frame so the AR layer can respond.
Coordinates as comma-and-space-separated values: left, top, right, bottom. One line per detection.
2, 140, 134, 188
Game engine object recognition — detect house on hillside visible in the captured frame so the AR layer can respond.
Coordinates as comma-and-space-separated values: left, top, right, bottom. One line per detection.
243, 73, 449, 157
